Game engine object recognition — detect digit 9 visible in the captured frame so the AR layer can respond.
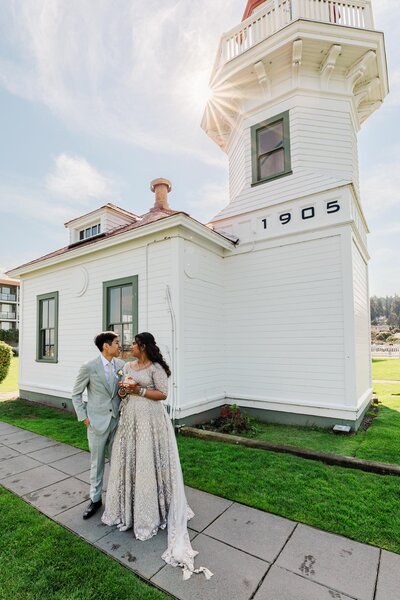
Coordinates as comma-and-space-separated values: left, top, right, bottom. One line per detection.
279, 212, 291, 225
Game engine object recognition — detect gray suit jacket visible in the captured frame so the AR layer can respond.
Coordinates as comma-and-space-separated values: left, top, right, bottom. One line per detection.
71, 356, 125, 434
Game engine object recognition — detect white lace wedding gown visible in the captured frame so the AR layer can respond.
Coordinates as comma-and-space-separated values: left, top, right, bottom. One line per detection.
101, 361, 212, 579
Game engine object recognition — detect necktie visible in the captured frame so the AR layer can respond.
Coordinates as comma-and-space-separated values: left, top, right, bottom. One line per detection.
105, 361, 111, 385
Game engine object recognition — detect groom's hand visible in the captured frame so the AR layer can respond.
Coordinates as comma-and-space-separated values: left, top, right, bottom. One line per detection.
83, 418, 90, 426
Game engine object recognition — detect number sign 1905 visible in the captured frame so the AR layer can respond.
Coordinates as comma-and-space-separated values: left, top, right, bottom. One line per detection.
262, 200, 340, 229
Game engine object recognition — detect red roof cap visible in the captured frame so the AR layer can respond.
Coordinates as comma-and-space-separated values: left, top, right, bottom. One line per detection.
242, 0, 266, 21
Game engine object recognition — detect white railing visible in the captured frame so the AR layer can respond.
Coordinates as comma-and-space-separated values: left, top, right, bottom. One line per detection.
222, 0, 374, 63
371, 345, 400, 358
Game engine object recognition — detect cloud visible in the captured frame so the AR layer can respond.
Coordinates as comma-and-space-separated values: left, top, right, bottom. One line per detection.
386, 69, 400, 107
373, 0, 398, 18
46, 154, 116, 201
188, 179, 229, 223
360, 158, 400, 219
0, 0, 241, 166
0, 154, 118, 225
369, 242, 400, 296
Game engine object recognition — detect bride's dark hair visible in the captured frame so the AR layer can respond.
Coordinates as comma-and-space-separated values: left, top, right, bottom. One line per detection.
135, 332, 171, 377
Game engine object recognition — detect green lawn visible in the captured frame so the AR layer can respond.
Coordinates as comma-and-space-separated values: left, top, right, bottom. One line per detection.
372, 358, 400, 380
0, 357, 399, 560
177, 436, 400, 554
235, 382, 400, 464
1, 397, 400, 555
0, 488, 169, 600
0, 356, 18, 392
0, 399, 89, 451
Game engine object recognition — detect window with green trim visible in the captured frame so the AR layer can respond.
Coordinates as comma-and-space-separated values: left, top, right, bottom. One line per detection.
37, 292, 58, 362
103, 276, 138, 358
251, 111, 291, 185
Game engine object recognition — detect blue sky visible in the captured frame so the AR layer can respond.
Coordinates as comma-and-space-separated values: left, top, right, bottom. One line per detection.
0, 0, 398, 296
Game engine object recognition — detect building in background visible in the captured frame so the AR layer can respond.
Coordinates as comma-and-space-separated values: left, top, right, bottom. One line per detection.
8, 0, 388, 430
0, 274, 20, 331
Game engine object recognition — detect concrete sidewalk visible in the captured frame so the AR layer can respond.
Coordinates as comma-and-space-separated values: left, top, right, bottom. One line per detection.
0, 391, 19, 401
0, 421, 398, 600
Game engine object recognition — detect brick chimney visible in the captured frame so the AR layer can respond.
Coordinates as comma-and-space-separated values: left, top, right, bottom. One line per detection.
150, 178, 171, 211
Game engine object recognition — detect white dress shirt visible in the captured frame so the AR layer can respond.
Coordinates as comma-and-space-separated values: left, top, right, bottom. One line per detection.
100, 355, 115, 385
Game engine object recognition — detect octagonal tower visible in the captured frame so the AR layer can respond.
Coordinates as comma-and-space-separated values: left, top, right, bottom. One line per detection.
201, 0, 388, 429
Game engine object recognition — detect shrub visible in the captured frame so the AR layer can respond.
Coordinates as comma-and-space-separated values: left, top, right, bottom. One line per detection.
0, 341, 13, 384
211, 404, 253, 435
375, 332, 391, 341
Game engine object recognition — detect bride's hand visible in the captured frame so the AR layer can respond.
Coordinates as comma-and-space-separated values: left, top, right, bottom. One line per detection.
124, 382, 141, 395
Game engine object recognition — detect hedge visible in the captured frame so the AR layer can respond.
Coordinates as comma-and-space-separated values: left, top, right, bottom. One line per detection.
0, 341, 13, 384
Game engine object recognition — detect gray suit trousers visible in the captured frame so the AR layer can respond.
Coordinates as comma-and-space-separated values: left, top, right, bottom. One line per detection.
87, 417, 118, 502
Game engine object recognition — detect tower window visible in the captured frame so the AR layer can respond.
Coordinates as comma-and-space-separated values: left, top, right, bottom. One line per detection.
251, 111, 291, 185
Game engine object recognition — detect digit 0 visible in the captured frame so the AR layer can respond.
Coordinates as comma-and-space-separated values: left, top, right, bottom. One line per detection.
301, 207, 315, 220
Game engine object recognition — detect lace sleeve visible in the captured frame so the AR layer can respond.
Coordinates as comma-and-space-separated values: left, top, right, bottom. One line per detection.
152, 363, 169, 396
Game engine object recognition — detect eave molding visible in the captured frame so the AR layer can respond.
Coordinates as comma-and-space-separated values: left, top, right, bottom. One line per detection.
8, 215, 234, 278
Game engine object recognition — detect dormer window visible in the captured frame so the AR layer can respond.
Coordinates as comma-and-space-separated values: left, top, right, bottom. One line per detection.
65, 203, 138, 246
79, 223, 101, 240
251, 110, 291, 185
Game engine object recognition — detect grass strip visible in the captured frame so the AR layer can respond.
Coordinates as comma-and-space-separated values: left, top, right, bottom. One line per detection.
0, 399, 89, 450
0, 487, 169, 600
1, 398, 400, 555
180, 426, 400, 476
372, 358, 400, 381
177, 435, 400, 555
218, 383, 400, 466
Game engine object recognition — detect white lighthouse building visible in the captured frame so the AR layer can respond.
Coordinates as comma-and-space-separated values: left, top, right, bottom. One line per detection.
9, 0, 388, 430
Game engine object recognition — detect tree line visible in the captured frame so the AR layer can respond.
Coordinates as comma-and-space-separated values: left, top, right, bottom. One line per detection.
370, 296, 400, 327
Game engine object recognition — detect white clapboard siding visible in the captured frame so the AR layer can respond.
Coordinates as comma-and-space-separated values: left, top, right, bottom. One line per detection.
102, 212, 135, 232
19, 238, 173, 398
215, 102, 358, 221
352, 239, 371, 402
180, 240, 225, 406
223, 234, 346, 405
229, 129, 246, 201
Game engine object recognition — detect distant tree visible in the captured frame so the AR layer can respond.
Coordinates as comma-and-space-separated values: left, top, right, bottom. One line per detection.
370, 296, 379, 323
370, 295, 400, 326
0, 329, 19, 344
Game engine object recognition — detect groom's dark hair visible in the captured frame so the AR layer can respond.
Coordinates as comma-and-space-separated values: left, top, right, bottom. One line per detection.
94, 331, 118, 352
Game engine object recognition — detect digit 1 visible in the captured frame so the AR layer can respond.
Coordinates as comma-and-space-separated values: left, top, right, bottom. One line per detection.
262, 218, 267, 229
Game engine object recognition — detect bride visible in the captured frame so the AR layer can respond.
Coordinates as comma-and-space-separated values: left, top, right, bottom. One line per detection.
101, 332, 212, 580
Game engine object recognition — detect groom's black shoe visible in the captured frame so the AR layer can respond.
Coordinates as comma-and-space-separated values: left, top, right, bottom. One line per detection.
83, 500, 102, 520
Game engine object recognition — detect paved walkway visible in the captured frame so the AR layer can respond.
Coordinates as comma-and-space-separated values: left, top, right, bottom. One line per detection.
0, 391, 18, 401
0, 421, 398, 600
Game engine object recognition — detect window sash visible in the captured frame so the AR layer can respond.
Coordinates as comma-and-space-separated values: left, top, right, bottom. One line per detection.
79, 223, 101, 241
37, 292, 58, 362
103, 276, 138, 359
251, 111, 291, 185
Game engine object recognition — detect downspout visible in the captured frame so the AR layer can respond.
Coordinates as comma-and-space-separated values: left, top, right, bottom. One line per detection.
165, 285, 178, 427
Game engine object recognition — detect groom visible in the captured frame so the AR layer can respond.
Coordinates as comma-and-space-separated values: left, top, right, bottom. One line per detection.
72, 331, 125, 519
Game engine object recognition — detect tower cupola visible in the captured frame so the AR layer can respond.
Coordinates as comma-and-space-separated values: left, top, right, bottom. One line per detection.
202, 0, 388, 153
